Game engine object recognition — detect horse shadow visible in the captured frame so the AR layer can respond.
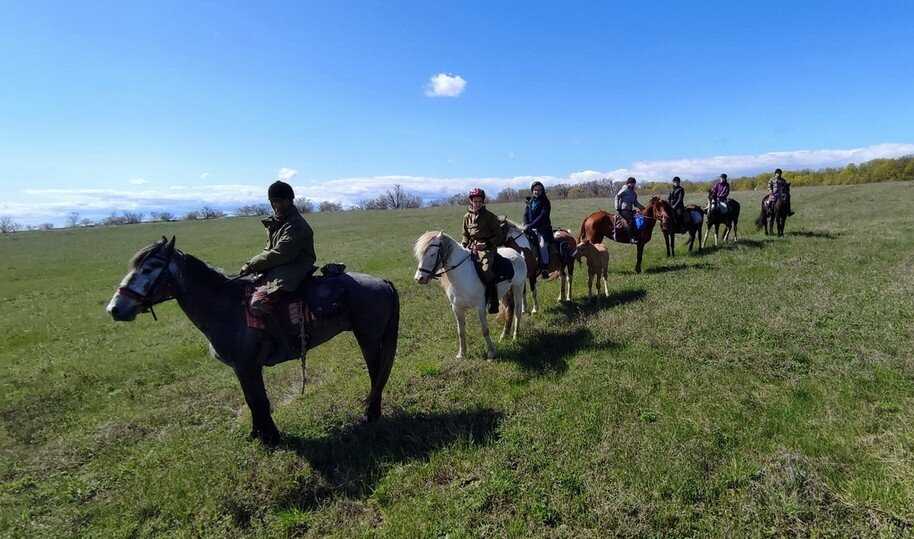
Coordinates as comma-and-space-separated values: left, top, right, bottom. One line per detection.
789, 230, 840, 240
547, 288, 647, 318
644, 262, 714, 274
499, 326, 616, 375
275, 409, 503, 511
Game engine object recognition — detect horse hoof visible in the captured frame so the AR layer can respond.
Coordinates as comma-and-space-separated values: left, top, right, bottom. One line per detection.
486, 350, 496, 360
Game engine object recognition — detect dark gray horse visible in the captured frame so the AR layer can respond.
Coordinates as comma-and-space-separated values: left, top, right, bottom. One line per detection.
756, 194, 789, 237
106, 237, 399, 445
704, 192, 741, 246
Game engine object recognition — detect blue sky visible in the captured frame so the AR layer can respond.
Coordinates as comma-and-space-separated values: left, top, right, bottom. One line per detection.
1, 1, 913, 223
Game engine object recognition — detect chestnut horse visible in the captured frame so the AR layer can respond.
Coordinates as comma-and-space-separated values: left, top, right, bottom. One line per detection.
646, 198, 705, 256
577, 202, 658, 273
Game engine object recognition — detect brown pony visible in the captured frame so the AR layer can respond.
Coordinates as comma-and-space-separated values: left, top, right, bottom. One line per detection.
577, 203, 658, 273
646, 198, 705, 256
551, 229, 578, 302
500, 220, 579, 307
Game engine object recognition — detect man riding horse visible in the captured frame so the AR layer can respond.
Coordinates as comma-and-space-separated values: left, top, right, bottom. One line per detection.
523, 180, 553, 279
766, 168, 794, 216
462, 188, 504, 314
709, 173, 731, 214
667, 176, 686, 228
615, 176, 644, 243
239, 180, 316, 359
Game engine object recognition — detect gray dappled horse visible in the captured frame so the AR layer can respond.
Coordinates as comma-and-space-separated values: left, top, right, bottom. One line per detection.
106, 237, 399, 445
704, 191, 740, 246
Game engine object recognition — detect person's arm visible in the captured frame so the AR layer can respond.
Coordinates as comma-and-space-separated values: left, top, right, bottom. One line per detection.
526, 203, 545, 228
248, 225, 309, 272
615, 191, 624, 211
634, 198, 645, 210
461, 216, 471, 247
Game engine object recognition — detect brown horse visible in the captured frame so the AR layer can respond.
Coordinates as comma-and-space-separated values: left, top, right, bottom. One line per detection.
756, 194, 789, 237
500, 220, 579, 306
551, 229, 578, 302
578, 203, 658, 273
646, 198, 705, 256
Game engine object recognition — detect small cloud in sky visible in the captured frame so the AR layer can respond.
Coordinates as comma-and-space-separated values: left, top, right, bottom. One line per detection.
277, 167, 298, 181
200, 172, 210, 180
425, 73, 467, 97
128, 177, 148, 185
507, 151, 517, 160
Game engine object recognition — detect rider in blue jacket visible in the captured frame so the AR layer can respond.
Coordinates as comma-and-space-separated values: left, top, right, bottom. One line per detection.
523, 180, 553, 278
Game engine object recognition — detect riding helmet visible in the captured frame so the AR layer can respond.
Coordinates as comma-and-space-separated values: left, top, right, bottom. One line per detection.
468, 187, 486, 200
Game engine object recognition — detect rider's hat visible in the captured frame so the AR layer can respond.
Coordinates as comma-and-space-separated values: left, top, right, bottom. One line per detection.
775, 168, 782, 174
720, 173, 728, 180
672, 176, 681, 183
268, 180, 295, 201
468, 187, 486, 200
626, 176, 637, 185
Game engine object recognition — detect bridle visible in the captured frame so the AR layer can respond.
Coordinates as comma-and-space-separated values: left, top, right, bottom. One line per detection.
417, 239, 471, 279
117, 241, 177, 321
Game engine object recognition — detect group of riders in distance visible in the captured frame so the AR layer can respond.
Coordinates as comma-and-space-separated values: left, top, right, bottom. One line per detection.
106, 168, 796, 443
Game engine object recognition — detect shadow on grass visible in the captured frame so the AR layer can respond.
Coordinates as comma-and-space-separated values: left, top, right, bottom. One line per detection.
499, 326, 616, 375
789, 230, 840, 240
644, 262, 714, 274
693, 238, 771, 257
548, 288, 646, 319
277, 409, 502, 509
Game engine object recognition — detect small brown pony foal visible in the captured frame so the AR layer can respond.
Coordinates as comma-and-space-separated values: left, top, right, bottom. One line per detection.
574, 241, 609, 298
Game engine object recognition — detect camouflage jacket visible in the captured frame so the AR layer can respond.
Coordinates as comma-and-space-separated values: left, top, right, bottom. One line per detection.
247, 207, 317, 292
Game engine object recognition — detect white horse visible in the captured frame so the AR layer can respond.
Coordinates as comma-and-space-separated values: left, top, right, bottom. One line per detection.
414, 231, 526, 359
500, 219, 540, 314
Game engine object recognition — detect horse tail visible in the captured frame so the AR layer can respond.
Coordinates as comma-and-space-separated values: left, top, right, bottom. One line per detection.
497, 287, 514, 323
755, 208, 766, 229
377, 280, 399, 392
578, 217, 588, 242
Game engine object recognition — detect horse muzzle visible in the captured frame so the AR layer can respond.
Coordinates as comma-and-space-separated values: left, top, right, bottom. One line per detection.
106, 292, 140, 321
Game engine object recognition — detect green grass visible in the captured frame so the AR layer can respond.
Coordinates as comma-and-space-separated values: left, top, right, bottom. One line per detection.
2, 182, 913, 537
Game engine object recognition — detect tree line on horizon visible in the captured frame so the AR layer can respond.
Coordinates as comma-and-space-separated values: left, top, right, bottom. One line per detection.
2, 155, 912, 233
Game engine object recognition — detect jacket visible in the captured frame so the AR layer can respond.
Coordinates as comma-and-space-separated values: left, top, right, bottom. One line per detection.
668, 186, 685, 210
523, 195, 553, 235
247, 207, 317, 292
615, 186, 644, 212
462, 206, 503, 251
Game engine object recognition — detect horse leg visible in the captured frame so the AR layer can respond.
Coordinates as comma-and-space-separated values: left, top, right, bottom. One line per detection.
602, 269, 609, 296
530, 279, 539, 314
453, 307, 467, 359
478, 307, 496, 359
663, 232, 671, 257
704, 223, 713, 247
635, 242, 644, 274
670, 232, 676, 257
566, 263, 574, 301
234, 362, 280, 445
558, 269, 566, 302
587, 271, 594, 298
732, 218, 739, 241
512, 282, 524, 340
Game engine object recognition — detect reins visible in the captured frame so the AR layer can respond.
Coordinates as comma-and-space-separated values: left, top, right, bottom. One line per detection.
418, 240, 472, 279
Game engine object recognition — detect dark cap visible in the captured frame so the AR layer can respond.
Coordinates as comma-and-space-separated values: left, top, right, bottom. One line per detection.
268, 181, 295, 201
672, 176, 681, 183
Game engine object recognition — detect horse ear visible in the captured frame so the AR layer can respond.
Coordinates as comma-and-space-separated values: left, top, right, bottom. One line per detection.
166, 235, 176, 254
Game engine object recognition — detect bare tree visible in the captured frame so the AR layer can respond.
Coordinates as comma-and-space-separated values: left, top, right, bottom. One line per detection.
0, 216, 22, 234
38, 223, 54, 230
319, 200, 343, 212
66, 212, 80, 228
496, 187, 521, 202
382, 184, 422, 209
235, 204, 271, 217
199, 206, 225, 219
150, 211, 176, 222
183, 210, 201, 221
294, 198, 315, 213
79, 218, 95, 227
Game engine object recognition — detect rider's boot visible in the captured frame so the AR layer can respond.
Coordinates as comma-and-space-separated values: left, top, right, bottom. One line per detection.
486, 282, 499, 314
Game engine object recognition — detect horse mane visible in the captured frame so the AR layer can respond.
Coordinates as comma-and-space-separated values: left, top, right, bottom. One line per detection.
128, 241, 164, 270
501, 218, 523, 230
414, 231, 458, 260
181, 253, 230, 288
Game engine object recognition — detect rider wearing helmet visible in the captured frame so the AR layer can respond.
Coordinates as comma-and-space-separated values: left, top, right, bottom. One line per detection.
710, 173, 731, 213
615, 177, 644, 242
462, 188, 504, 313
240, 180, 317, 355
668, 176, 686, 226
523, 180, 553, 278
767, 168, 794, 215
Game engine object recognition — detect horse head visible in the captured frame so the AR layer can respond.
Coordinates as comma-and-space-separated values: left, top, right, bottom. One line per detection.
107, 236, 179, 321
413, 231, 453, 285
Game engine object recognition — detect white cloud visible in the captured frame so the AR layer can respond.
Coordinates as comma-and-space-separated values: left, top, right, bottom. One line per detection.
425, 73, 467, 97
573, 143, 914, 183
3, 143, 911, 225
277, 167, 298, 181
200, 172, 210, 180
128, 177, 148, 185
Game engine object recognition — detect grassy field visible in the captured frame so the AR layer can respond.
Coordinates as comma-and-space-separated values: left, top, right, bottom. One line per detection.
2, 182, 913, 537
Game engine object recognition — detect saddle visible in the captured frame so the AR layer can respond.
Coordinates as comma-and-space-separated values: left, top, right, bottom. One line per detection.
244, 263, 349, 333
471, 251, 515, 284
612, 214, 638, 244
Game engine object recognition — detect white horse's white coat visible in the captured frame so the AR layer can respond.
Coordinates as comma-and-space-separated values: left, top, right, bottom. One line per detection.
414, 231, 526, 359
500, 219, 539, 314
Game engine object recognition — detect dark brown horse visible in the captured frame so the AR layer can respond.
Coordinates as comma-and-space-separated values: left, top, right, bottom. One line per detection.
756, 194, 789, 237
704, 191, 740, 246
577, 203, 658, 273
646, 197, 705, 256
501, 220, 579, 304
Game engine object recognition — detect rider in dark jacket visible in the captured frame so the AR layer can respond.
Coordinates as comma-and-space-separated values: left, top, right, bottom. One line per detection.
523, 180, 553, 278
668, 176, 686, 226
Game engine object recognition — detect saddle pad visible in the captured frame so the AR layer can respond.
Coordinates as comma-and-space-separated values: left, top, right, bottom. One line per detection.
690, 210, 703, 225
494, 254, 515, 283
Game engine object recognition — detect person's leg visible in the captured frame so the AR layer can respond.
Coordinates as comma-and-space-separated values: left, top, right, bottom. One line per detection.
250, 286, 291, 354
480, 250, 498, 314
